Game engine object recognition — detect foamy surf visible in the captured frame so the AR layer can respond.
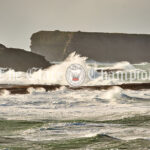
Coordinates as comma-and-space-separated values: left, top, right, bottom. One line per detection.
0, 52, 138, 86
0, 52, 150, 150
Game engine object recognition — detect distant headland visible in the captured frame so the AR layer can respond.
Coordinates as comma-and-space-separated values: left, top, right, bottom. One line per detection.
0, 44, 50, 71
30, 30, 150, 63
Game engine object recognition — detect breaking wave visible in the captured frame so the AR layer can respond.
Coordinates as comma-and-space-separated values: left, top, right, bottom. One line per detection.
0, 52, 137, 86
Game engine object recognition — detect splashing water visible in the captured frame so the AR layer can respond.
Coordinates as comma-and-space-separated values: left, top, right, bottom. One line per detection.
0, 53, 150, 149
0, 52, 88, 85
0, 52, 137, 86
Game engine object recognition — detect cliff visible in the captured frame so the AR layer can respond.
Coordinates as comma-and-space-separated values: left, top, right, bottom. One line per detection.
0, 44, 50, 71
31, 31, 150, 63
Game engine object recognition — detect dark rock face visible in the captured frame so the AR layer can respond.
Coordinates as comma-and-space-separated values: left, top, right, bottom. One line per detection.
31, 31, 150, 63
31, 31, 69, 61
0, 44, 50, 71
0, 44, 6, 49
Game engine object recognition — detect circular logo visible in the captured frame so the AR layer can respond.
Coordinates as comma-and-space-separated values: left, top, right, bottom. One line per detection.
66, 64, 86, 87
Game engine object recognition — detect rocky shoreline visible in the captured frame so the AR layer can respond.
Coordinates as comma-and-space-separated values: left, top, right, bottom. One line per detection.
1, 82, 150, 95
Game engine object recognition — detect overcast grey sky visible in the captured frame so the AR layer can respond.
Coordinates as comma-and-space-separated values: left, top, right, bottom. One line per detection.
0, 0, 150, 50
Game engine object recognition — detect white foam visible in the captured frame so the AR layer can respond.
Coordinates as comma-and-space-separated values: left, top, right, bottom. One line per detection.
100, 86, 122, 100
0, 52, 88, 85
0, 89, 10, 96
0, 87, 149, 121
27, 87, 46, 94
112, 61, 135, 70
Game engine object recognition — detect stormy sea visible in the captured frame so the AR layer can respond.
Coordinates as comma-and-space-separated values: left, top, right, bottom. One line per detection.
0, 53, 150, 150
